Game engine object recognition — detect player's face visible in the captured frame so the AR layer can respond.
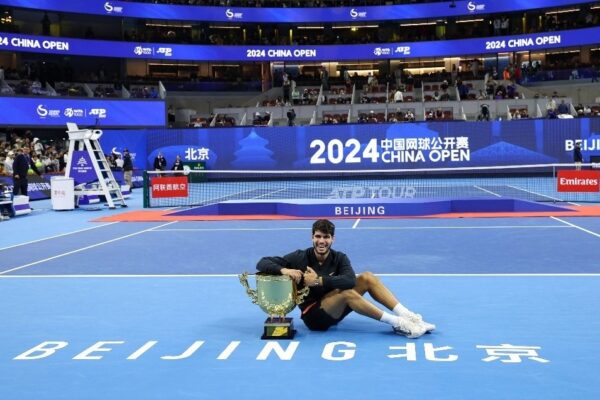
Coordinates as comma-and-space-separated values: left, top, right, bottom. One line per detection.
312, 230, 333, 257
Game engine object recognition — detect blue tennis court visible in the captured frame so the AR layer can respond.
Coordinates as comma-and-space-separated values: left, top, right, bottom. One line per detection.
1, 191, 600, 399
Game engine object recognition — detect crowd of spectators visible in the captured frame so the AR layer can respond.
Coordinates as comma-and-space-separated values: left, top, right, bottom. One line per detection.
0, 130, 68, 177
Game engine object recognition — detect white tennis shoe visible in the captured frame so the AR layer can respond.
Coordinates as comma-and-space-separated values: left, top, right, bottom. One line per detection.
392, 317, 428, 339
403, 311, 436, 333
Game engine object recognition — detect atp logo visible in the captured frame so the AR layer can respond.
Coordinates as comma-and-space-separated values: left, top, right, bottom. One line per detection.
225, 9, 243, 19
104, 2, 123, 14
350, 9, 367, 19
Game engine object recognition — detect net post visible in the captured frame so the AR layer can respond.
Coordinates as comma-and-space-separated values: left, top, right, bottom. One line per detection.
143, 170, 149, 208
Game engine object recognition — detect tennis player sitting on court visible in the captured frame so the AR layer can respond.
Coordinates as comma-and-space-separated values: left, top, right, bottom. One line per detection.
256, 219, 435, 338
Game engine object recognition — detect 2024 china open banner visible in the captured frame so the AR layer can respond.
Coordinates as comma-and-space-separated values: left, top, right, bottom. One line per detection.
100, 118, 600, 171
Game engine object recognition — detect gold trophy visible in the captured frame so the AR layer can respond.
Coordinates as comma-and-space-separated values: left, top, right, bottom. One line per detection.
239, 272, 310, 339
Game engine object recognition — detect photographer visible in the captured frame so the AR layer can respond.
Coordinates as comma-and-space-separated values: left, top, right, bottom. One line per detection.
286, 108, 296, 127
478, 104, 490, 121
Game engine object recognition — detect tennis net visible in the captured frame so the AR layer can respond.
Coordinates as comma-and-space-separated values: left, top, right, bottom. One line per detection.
143, 163, 600, 208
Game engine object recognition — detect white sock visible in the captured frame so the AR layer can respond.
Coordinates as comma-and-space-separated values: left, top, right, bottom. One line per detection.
380, 312, 400, 326
393, 303, 410, 316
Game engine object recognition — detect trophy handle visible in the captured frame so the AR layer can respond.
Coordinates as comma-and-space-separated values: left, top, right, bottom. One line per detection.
295, 284, 310, 305
239, 272, 259, 304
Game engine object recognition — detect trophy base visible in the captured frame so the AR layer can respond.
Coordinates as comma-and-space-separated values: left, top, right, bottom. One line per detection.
261, 317, 296, 340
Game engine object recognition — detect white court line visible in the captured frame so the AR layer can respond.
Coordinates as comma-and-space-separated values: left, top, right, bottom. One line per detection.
0, 221, 177, 275
507, 184, 581, 206
474, 185, 502, 197
352, 192, 377, 229
1, 273, 599, 279
0, 222, 120, 252
550, 216, 600, 238
150, 225, 571, 232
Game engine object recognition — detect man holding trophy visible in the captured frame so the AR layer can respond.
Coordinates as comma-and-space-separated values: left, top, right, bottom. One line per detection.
256, 219, 435, 338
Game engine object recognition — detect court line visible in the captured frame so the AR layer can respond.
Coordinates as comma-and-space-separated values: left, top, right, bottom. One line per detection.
1, 273, 599, 279
150, 225, 572, 232
550, 216, 600, 238
353, 192, 378, 229
507, 184, 581, 206
474, 185, 501, 197
0, 222, 120, 252
0, 221, 177, 275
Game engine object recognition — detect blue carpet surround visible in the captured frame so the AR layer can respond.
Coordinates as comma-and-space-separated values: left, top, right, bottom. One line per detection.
168, 198, 572, 218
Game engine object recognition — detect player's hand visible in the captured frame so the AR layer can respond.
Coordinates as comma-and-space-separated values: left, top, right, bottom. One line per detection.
281, 268, 302, 284
304, 267, 319, 286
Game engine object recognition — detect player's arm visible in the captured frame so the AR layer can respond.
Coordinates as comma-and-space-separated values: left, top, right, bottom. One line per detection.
322, 253, 356, 290
256, 250, 306, 283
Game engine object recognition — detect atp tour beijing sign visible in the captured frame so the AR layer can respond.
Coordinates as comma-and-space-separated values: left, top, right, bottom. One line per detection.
0, 27, 598, 61
0, 97, 165, 127
0, 0, 590, 22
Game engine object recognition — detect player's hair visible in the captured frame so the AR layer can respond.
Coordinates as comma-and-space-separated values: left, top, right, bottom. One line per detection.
312, 219, 335, 236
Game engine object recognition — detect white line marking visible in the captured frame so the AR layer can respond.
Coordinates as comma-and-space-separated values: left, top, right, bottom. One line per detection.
506, 184, 580, 206
474, 185, 501, 197
0, 222, 120, 252
1, 273, 599, 279
0, 221, 177, 275
150, 225, 571, 232
550, 216, 600, 238
352, 192, 377, 229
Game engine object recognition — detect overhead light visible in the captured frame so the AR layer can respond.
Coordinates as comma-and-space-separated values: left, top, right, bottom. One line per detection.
296, 26, 324, 29
545, 8, 579, 14
400, 21, 437, 27
456, 19, 484, 23
209, 25, 242, 29
332, 25, 378, 29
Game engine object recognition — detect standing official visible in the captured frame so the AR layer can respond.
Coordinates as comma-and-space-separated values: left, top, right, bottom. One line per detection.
12, 147, 41, 196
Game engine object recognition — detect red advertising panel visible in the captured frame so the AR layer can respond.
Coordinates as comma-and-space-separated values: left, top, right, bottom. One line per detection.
151, 176, 189, 198
557, 170, 600, 192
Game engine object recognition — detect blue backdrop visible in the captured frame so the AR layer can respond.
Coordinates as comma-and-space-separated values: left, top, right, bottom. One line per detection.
101, 119, 600, 171
0, 0, 589, 22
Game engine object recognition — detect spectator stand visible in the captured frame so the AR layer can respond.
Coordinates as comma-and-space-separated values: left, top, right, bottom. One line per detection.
353, 103, 387, 124
324, 85, 353, 106
422, 81, 455, 102
387, 107, 417, 123
506, 104, 531, 120
359, 82, 388, 105
4, 79, 57, 96
188, 115, 210, 128
392, 83, 415, 103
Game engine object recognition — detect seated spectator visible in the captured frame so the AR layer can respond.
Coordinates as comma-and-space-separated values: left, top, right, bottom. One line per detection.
557, 100, 570, 115
432, 91, 441, 101
570, 69, 580, 80
478, 104, 490, 121
546, 97, 557, 117
404, 110, 415, 122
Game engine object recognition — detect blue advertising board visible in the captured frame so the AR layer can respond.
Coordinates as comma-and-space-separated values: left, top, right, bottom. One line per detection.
100, 118, 600, 171
0, 97, 165, 127
0, 0, 591, 23
0, 27, 596, 61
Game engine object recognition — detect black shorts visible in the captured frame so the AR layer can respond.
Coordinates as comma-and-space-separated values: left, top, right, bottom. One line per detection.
300, 301, 352, 331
